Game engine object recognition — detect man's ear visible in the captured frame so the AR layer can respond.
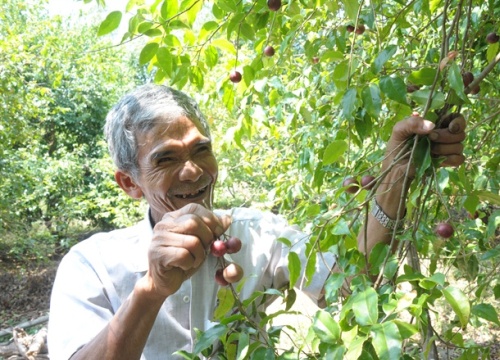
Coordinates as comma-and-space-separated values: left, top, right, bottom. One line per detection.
115, 170, 143, 199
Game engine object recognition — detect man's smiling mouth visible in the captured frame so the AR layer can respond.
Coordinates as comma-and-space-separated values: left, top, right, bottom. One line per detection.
174, 185, 209, 199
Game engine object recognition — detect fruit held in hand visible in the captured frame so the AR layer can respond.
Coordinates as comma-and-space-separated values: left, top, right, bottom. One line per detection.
225, 236, 242, 254
486, 32, 499, 44
462, 72, 474, 87
267, 0, 281, 11
435, 222, 454, 238
361, 175, 376, 190
229, 70, 242, 83
355, 25, 365, 34
210, 240, 227, 257
264, 45, 275, 57
215, 268, 229, 286
223, 263, 244, 283
343, 177, 359, 194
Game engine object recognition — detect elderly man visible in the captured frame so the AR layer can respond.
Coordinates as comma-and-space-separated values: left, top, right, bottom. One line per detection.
47, 84, 466, 359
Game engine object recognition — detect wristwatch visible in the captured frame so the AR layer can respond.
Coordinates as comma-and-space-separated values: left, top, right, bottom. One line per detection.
371, 199, 404, 230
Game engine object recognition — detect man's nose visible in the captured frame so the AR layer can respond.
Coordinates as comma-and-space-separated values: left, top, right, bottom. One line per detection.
178, 160, 203, 182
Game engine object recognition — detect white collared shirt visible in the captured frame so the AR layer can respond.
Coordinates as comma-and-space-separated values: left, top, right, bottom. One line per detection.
48, 207, 333, 360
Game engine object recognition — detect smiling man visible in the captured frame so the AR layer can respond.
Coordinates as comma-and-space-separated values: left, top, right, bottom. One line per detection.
47, 84, 466, 360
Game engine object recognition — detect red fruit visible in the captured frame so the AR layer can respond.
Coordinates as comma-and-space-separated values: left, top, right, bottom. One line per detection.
229, 70, 242, 83
406, 84, 420, 93
312, 56, 320, 64
355, 25, 365, 34
267, 0, 281, 11
361, 175, 376, 190
223, 263, 244, 283
215, 268, 229, 286
486, 32, 499, 44
435, 222, 454, 238
210, 240, 227, 257
469, 85, 480, 95
343, 177, 359, 194
225, 236, 242, 254
462, 72, 474, 87
346, 24, 355, 33
264, 45, 275, 57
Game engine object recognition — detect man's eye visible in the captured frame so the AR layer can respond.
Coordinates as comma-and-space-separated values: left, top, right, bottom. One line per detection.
158, 157, 174, 164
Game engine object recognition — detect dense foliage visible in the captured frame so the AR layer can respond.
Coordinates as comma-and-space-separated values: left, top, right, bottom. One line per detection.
91, 0, 500, 358
0, 0, 144, 261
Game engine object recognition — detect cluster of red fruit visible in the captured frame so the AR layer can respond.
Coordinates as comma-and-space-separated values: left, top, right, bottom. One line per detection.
342, 175, 376, 194
210, 236, 244, 286
229, 0, 282, 83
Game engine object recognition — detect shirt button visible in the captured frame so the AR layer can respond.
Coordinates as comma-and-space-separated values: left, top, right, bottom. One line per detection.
183, 295, 190, 303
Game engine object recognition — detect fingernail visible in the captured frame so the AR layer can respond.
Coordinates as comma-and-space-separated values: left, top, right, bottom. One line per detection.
449, 122, 459, 133
422, 120, 435, 131
215, 225, 224, 237
429, 131, 438, 141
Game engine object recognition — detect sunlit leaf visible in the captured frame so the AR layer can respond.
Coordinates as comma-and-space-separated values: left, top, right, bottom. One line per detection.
352, 287, 378, 326
370, 321, 402, 360
312, 309, 341, 344
442, 286, 470, 328
323, 140, 348, 165
97, 11, 122, 36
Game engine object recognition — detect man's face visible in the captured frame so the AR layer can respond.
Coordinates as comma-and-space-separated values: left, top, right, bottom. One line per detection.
134, 115, 218, 224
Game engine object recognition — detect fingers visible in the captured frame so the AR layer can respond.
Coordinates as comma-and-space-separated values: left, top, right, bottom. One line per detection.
390, 116, 436, 143
429, 114, 467, 143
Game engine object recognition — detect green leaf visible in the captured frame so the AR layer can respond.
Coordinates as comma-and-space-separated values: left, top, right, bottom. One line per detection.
312, 309, 341, 344
409, 89, 445, 109
408, 67, 439, 85
342, 87, 358, 120
211, 38, 236, 54
379, 76, 408, 105
481, 247, 500, 261
442, 286, 470, 328
362, 84, 382, 118
98, 11, 122, 36
370, 321, 402, 360
371, 45, 397, 74
487, 42, 499, 63
344, 335, 366, 360
472, 303, 500, 325
193, 324, 228, 354
236, 331, 250, 360
213, 287, 235, 320
288, 251, 301, 289
447, 62, 468, 102
161, 0, 179, 20
475, 190, 500, 205
323, 140, 348, 165
341, 0, 360, 22
139, 42, 159, 65
413, 137, 432, 179
352, 287, 379, 326
392, 320, 418, 339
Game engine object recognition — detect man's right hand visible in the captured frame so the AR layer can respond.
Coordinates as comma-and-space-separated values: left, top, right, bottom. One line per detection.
145, 204, 232, 299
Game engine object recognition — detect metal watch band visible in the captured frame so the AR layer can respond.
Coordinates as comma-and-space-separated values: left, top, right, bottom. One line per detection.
371, 199, 404, 230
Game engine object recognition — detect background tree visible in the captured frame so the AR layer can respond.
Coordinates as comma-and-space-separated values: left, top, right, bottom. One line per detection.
0, 0, 143, 261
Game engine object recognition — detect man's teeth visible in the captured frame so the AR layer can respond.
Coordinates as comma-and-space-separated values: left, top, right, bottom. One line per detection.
179, 187, 205, 199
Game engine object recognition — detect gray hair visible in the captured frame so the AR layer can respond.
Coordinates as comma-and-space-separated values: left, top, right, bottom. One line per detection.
104, 84, 211, 180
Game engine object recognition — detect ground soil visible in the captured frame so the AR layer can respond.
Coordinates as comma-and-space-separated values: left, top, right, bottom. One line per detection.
0, 259, 59, 334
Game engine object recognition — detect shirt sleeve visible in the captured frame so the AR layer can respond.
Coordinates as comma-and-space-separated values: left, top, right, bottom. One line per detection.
48, 244, 115, 360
